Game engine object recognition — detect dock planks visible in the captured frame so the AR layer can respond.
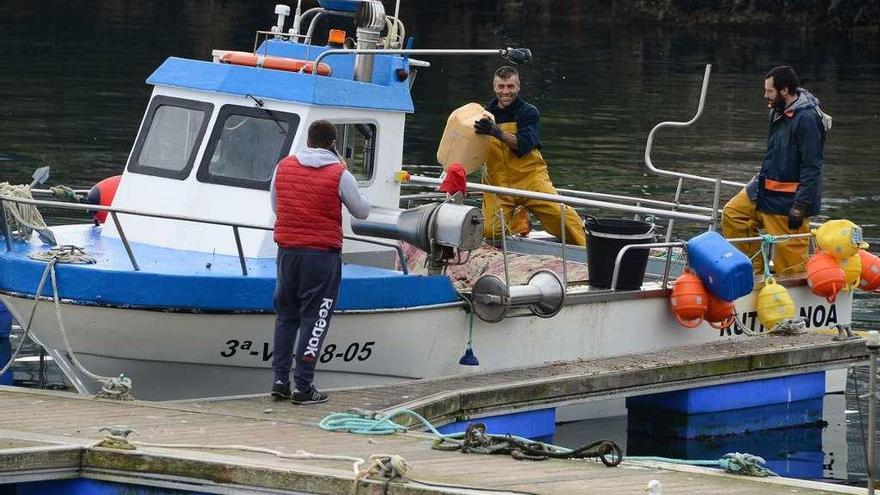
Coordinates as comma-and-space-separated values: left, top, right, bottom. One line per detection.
0, 332, 868, 494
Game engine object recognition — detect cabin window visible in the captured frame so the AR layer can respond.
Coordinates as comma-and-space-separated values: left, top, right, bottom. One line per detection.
127, 96, 213, 180
197, 105, 299, 190
335, 123, 376, 182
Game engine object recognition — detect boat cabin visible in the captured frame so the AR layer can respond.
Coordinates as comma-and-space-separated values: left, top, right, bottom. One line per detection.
105, 11, 414, 261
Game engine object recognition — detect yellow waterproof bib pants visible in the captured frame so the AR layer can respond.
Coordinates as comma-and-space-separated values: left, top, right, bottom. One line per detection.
481, 122, 587, 246
721, 188, 810, 275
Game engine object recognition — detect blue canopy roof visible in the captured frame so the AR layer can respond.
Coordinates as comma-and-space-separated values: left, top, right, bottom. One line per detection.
147, 40, 414, 113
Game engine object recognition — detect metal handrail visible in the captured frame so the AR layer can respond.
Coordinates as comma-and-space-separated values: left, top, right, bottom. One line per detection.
400, 181, 715, 215
554, 187, 716, 214
344, 234, 409, 275
0, 194, 408, 277
609, 242, 686, 291
405, 175, 713, 223
644, 64, 746, 190
725, 233, 813, 244
312, 48, 516, 75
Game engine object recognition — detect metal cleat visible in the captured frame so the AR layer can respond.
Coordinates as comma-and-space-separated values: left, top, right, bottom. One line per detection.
832, 324, 857, 341
97, 426, 136, 450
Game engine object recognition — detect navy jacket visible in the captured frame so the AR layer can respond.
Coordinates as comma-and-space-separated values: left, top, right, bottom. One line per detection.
748, 91, 826, 217
486, 97, 541, 158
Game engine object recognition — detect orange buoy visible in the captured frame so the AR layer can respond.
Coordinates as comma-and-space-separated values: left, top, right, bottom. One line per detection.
806, 251, 845, 303
85, 175, 121, 224
669, 269, 708, 329
705, 293, 736, 330
859, 250, 880, 292
219, 51, 332, 76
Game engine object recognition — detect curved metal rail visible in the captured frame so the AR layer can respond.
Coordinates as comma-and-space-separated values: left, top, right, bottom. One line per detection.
643, 64, 746, 189
0, 194, 408, 276
610, 242, 685, 291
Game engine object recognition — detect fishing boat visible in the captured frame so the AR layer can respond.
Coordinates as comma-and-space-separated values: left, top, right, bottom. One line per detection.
0, 0, 854, 401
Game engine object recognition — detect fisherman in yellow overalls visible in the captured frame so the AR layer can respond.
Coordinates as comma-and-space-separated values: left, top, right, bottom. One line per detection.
473, 66, 587, 246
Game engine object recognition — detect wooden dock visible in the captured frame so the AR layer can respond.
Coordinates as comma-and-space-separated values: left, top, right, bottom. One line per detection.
0, 333, 870, 494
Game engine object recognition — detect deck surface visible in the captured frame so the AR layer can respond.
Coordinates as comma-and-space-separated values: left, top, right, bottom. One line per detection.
0, 332, 869, 494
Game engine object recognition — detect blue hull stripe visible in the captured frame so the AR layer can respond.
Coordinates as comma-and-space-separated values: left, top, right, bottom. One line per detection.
0, 225, 457, 312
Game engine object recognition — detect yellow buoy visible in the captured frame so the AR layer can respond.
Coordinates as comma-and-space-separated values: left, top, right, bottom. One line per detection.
812, 219, 870, 260
839, 252, 862, 291
757, 277, 796, 330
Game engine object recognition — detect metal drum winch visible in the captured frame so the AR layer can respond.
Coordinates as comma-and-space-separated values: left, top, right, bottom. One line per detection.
351, 200, 484, 274
471, 269, 565, 323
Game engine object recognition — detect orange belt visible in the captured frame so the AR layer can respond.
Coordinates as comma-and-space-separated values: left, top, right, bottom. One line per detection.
764, 179, 799, 193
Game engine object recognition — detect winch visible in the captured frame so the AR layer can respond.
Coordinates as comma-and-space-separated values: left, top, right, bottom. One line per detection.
351, 200, 483, 275
471, 270, 565, 323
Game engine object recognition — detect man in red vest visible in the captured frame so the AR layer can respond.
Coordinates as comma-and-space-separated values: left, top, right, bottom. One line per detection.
270, 120, 371, 404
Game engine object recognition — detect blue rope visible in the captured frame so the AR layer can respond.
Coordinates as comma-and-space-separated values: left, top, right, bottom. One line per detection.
626, 456, 720, 466
759, 233, 776, 281
319, 407, 567, 449
319, 408, 446, 436
628, 452, 777, 476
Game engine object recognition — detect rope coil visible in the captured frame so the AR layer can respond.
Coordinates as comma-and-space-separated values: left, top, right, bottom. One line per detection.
0, 183, 48, 241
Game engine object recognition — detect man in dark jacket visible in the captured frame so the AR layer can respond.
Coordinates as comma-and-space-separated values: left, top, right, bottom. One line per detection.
722, 66, 831, 275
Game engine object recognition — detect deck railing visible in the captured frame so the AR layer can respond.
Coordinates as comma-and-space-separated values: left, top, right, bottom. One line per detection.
0, 194, 409, 276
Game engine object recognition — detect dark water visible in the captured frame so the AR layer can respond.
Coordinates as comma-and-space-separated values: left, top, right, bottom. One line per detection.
2, 0, 880, 486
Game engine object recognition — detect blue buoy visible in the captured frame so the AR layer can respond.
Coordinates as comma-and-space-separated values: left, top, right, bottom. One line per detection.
458, 346, 479, 366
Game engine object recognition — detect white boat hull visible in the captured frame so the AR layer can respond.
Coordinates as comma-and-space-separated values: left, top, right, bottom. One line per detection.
0, 284, 852, 401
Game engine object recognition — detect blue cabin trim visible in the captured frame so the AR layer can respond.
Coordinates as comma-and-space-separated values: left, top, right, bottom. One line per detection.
147, 51, 414, 113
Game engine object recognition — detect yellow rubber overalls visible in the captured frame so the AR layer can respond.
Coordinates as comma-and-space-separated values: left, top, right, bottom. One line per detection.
481, 122, 587, 246
721, 188, 810, 275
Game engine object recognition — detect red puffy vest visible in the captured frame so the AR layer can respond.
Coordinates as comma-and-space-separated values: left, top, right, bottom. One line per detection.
273, 156, 345, 250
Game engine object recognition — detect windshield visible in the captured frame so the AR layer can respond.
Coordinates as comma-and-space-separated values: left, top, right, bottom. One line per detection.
197, 105, 300, 190
127, 96, 213, 179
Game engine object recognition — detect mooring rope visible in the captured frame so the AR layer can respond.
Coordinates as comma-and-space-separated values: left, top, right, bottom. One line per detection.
321, 408, 777, 477
320, 407, 443, 436
0, 247, 57, 378
627, 452, 778, 477
20, 246, 133, 399
320, 408, 622, 465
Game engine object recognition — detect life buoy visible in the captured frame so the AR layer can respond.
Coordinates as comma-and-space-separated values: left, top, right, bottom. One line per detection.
85, 175, 121, 224
219, 51, 332, 76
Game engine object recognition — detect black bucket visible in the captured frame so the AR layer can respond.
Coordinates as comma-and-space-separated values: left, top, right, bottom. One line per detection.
585, 217, 655, 290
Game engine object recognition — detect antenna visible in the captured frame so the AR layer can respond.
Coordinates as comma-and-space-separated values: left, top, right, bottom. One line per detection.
272, 4, 291, 34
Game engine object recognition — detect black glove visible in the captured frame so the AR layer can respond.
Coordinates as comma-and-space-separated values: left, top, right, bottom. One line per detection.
474, 118, 503, 139
788, 203, 806, 230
